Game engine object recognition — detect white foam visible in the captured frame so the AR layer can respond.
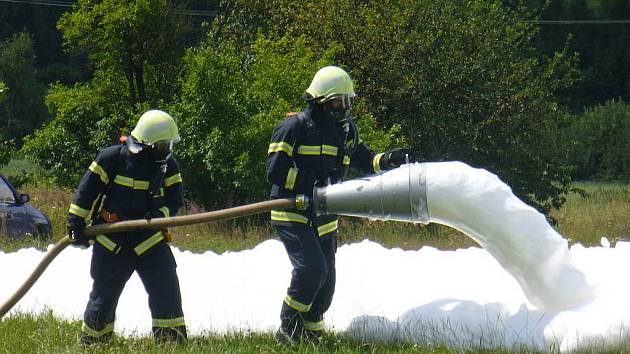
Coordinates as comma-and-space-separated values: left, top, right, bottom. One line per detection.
0, 161, 624, 351
426, 162, 594, 311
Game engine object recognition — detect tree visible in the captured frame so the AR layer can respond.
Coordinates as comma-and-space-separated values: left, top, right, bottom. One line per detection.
58, 0, 189, 106
22, 75, 139, 188
213, 0, 579, 215
172, 35, 398, 207
0, 32, 48, 143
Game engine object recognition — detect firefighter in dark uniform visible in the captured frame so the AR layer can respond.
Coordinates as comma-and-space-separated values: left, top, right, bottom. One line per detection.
266, 66, 411, 344
67, 110, 187, 344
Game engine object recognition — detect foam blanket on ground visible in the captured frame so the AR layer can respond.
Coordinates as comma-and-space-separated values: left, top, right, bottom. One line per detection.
1, 239, 630, 352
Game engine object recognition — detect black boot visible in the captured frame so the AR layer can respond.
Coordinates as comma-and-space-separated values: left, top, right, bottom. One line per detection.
153, 326, 187, 344
79, 331, 112, 346
275, 302, 304, 346
303, 329, 322, 342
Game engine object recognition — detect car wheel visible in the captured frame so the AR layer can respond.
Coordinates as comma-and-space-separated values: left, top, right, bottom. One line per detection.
35, 224, 52, 241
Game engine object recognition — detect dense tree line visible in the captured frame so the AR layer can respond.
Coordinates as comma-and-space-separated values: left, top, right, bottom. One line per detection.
1, 0, 629, 216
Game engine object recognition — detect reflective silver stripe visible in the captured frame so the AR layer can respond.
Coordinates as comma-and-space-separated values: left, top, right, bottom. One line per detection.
164, 173, 182, 187
158, 206, 170, 218
303, 320, 324, 331
88, 161, 109, 185
96, 235, 118, 253
343, 155, 351, 165
134, 231, 164, 255
268, 142, 294, 156
373, 153, 384, 173
114, 175, 150, 190
284, 295, 311, 312
285, 168, 298, 190
81, 321, 114, 337
270, 211, 308, 224
69, 203, 90, 219
152, 316, 185, 328
297, 145, 321, 155
321, 145, 338, 156
317, 220, 338, 236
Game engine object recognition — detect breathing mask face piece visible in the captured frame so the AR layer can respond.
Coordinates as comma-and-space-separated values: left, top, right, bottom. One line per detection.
151, 140, 174, 162
324, 95, 352, 126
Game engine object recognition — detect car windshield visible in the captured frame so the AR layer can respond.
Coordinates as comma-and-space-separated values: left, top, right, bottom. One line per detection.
0, 178, 15, 203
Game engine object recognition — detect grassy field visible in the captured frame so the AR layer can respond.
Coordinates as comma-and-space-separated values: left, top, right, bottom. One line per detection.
1, 180, 629, 353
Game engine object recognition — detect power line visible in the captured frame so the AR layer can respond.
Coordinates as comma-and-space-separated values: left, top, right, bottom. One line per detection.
0, 0, 75, 8
520, 20, 630, 24
0, 0, 218, 16
2, 0, 628, 22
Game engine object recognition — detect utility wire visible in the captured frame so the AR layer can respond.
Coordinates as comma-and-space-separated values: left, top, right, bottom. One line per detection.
2, 0, 629, 22
520, 20, 630, 24
0, 0, 218, 16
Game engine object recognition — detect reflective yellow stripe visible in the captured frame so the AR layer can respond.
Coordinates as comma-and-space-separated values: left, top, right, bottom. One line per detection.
158, 206, 170, 218
152, 316, 185, 328
88, 161, 109, 185
343, 155, 351, 165
270, 211, 308, 224
164, 173, 182, 187
81, 321, 114, 337
134, 231, 164, 255
113, 175, 133, 188
69, 203, 90, 219
268, 142, 294, 157
284, 295, 311, 312
114, 175, 150, 190
285, 168, 298, 190
304, 320, 325, 331
95, 235, 118, 252
321, 145, 338, 156
297, 145, 321, 155
373, 153, 384, 173
317, 220, 338, 236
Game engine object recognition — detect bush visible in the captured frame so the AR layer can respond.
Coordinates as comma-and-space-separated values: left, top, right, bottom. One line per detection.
173, 35, 398, 208
565, 100, 630, 181
219, 0, 580, 215
21, 76, 140, 188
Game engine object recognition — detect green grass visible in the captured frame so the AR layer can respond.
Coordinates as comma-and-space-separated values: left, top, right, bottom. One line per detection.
551, 182, 630, 247
0, 311, 480, 354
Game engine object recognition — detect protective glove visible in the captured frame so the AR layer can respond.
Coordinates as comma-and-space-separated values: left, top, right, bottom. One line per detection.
381, 148, 414, 170
144, 207, 170, 220
68, 225, 90, 248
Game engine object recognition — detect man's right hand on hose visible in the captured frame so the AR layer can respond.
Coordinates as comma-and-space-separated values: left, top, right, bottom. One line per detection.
68, 224, 90, 248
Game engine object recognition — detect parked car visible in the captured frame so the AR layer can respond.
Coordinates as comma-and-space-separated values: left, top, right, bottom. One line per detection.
0, 174, 52, 240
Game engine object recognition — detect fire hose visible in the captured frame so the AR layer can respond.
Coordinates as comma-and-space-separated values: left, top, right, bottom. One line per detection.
0, 197, 296, 318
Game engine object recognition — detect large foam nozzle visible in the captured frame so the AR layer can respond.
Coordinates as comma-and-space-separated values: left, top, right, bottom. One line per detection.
313, 163, 429, 224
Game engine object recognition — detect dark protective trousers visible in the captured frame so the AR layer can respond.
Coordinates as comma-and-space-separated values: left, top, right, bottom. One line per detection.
276, 223, 337, 323
82, 239, 185, 341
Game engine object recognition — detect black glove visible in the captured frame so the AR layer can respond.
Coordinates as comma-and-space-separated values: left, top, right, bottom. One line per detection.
68, 225, 90, 248
144, 208, 168, 220
381, 148, 414, 170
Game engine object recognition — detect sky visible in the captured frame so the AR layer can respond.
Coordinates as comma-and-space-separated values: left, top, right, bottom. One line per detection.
1, 162, 629, 352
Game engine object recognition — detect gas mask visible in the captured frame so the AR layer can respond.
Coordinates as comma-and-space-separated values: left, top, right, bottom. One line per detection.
323, 96, 359, 155
151, 140, 174, 162
323, 95, 352, 126
126, 136, 174, 163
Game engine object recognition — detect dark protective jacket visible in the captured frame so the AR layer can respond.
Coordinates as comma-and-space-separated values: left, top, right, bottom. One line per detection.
68, 144, 183, 255
266, 107, 389, 237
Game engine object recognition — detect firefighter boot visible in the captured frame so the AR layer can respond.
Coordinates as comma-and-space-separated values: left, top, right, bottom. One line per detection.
153, 325, 187, 344
275, 302, 305, 346
79, 331, 113, 346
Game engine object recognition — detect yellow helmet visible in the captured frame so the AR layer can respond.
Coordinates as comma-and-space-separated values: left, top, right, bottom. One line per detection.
130, 110, 180, 145
305, 66, 356, 104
